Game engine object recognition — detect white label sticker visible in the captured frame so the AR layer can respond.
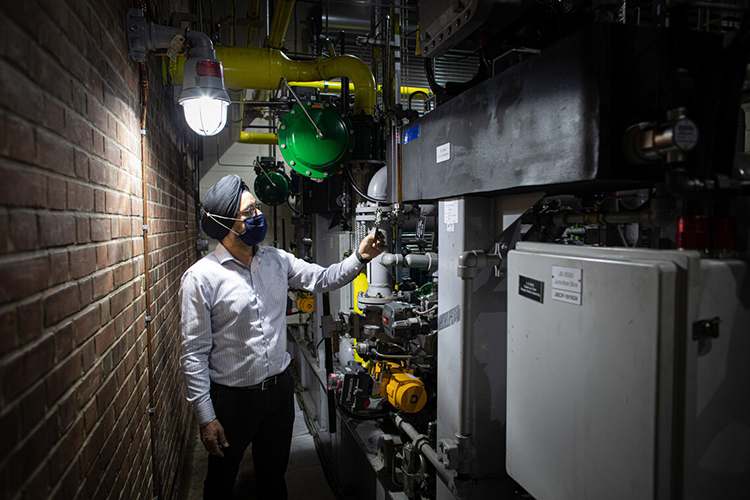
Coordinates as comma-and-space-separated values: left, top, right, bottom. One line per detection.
436, 142, 451, 163
447, 223, 455, 232
552, 289, 582, 305
444, 200, 458, 225
552, 266, 582, 293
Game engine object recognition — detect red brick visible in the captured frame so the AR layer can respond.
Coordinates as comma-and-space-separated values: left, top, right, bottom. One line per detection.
36, 128, 75, 177
95, 322, 115, 355
38, 213, 76, 248
53, 320, 74, 360
76, 362, 102, 409
0, 60, 44, 123
0, 255, 49, 303
95, 189, 106, 212
113, 261, 134, 287
9, 210, 38, 252
64, 112, 91, 150
118, 217, 132, 237
0, 163, 47, 208
89, 157, 113, 187
43, 283, 80, 326
49, 249, 69, 286
42, 95, 65, 131
74, 149, 89, 179
19, 383, 47, 435
5, 418, 54, 498
2, 334, 55, 401
106, 191, 130, 215
47, 353, 81, 403
91, 269, 112, 300
78, 277, 92, 308
107, 240, 123, 266
80, 338, 95, 372
96, 374, 117, 414
0, 401, 20, 458
50, 417, 84, 484
69, 246, 96, 279
90, 216, 110, 242
104, 137, 121, 166
48, 175, 68, 210
96, 243, 108, 269
91, 129, 106, 157
76, 215, 90, 243
109, 284, 134, 318
18, 298, 45, 346
1, 115, 35, 163
78, 421, 105, 476
74, 305, 100, 345
0, 308, 17, 355
67, 181, 94, 212
83, 400, 97, 434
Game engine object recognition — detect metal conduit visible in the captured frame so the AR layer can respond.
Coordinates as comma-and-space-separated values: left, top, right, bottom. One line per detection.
393, 415, 456, 488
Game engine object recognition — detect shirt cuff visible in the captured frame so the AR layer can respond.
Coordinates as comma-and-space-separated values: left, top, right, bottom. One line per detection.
194, 400, 216, 427
355, 249, 371, 264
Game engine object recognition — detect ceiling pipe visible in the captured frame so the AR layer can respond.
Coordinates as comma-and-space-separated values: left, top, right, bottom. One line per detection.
289, 80, 431, 98
267, 0, 296, 49
169, 47, 377, 115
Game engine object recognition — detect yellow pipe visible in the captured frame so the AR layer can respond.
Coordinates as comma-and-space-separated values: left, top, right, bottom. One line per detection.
245, 0, 261, 47
289, 81, 432, 97
238, 132, 278, 144
267, 0, 296, 49
170, 47, 376, 115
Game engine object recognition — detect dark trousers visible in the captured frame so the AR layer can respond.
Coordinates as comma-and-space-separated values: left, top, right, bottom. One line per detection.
203, 370, 295, 500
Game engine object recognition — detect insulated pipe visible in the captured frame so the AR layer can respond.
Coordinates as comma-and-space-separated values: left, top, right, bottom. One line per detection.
394, 414, 456, 487
170, 48, 377, 115
238, 132, 278, 144
456, 251, 501, 441
289, 81, 431, 97
380, 252, 438, 273
267, 0, 296, 49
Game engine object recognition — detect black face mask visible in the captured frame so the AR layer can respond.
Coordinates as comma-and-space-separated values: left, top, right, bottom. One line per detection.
237, 213, 268, 247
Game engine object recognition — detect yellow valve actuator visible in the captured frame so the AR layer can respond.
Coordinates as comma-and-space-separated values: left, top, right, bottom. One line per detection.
385, 372, 427, 413
297, 296, 314, 313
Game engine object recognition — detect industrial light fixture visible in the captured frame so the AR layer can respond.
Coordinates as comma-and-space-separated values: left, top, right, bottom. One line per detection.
126, 9, 230, 136
178, 49, 230, 136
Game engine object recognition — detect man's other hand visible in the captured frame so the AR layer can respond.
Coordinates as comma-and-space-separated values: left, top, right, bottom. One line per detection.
200, 419, 229, 457
358, 230, 387, 261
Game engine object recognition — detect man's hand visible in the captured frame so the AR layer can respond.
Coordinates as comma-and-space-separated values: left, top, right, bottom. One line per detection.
200, 419, 229, 457
358, 230, 387, 261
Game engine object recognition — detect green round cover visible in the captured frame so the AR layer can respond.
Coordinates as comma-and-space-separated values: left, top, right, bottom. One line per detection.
254, 170, 291, 206
278, 101, 355, 178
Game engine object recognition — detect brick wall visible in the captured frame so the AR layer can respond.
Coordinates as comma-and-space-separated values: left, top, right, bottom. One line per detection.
0, 1, 196, 499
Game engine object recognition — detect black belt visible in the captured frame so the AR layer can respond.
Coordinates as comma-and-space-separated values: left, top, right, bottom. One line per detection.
217, 368, 287, 392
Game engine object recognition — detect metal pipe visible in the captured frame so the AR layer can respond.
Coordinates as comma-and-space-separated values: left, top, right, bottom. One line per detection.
394, 415, 456, 487
289, 81, 431, 97
267, 0, 296, 49
238, 132, 278, 144
169, 48, 377, 115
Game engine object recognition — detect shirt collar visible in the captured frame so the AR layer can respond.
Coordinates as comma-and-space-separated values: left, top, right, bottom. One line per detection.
215, 242, 263, 269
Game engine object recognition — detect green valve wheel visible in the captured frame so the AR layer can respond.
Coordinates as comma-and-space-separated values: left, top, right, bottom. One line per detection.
254, 170, 291, 206
278, 101, 355, 178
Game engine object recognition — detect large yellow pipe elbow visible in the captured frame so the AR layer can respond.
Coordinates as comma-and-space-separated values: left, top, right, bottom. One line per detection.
238, 132, 278, 144
170, 47, 376, 115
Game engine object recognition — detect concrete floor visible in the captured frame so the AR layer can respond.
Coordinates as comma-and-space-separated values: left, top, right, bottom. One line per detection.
179, 392, 338, 500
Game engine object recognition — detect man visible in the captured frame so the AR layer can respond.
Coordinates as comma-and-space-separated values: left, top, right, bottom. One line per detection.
180, 174, 385, 500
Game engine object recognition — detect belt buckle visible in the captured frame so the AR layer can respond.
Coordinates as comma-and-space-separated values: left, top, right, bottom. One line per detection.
260, 376, 274, 391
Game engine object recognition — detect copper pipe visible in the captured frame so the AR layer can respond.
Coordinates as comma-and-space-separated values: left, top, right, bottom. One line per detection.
138, 58, 160, 499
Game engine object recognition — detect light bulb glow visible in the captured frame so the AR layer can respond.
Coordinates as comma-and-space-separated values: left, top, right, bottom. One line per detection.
181, 97, 229, 136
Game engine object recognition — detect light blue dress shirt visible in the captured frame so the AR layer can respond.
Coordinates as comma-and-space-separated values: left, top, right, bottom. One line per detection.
180, 242, 363, 425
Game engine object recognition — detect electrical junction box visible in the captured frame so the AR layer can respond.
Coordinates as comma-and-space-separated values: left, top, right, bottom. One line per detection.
506, 242, 750, 500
